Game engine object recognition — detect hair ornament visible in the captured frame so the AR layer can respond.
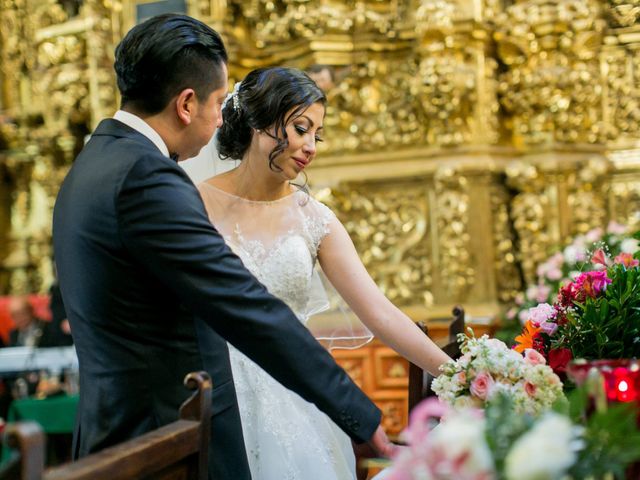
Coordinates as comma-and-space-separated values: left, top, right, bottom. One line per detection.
222, 81, 242, 112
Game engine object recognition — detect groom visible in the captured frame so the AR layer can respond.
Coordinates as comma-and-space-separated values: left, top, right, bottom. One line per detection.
52, 13, 393, 479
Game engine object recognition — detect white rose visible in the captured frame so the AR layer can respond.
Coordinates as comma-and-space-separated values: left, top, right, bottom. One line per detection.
431, 412, 494, 476
505, 413, 581, 480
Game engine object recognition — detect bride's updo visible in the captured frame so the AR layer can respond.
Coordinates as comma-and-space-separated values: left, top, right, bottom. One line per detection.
216, 67, 326, 170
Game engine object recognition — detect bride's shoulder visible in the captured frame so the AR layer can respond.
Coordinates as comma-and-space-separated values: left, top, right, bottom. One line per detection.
199, 174, 228, 190
300, 190, 336, 222
197, 175, 234, 197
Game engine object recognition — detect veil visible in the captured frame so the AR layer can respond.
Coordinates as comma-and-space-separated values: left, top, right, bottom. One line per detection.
181, 114, 373, 352
179, 132, 237, 184
305, 267, 374, 350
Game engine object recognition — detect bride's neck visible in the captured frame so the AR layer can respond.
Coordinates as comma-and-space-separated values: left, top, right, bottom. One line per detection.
227, 154, 291, 202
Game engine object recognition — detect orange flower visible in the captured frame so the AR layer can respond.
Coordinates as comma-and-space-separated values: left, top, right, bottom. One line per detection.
514, 320, 541, 353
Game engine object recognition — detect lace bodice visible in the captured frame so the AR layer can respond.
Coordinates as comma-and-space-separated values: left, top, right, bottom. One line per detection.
198, 184, 333, 317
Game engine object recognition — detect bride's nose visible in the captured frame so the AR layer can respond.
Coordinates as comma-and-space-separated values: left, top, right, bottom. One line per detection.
302, 137, 316, 156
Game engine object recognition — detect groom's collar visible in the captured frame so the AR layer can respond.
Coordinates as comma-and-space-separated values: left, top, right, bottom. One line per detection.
113, 110, 170, 159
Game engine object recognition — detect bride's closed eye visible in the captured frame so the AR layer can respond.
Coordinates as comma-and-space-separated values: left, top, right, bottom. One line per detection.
294, 125, 324, 143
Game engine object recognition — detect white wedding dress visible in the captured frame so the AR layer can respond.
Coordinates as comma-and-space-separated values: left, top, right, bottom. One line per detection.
198, 183, 358, 480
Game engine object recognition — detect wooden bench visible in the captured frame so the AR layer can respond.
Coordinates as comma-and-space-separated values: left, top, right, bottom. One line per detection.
0, 371, 212, 480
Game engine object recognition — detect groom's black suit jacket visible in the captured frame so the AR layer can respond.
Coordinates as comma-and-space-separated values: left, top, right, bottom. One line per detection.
52, 119, 381, 479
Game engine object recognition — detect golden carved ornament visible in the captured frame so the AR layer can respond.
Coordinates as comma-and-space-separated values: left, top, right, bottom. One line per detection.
495, 0, 606, 146
601, 45, 640, 144
0, 0, 121, 293
505, 161, 551, 285
605, 0, 640, 27
434, 167, 474, 301
607, 149, 640, 230
224, 0, 415, 46
321, 60, 422, 154
318, 181, 433, 307
567, 156, 610, 235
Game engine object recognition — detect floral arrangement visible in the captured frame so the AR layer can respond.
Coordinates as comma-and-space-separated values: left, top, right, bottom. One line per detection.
497, 222, 638, 344
385, 390, 640, 480
514, 230, 640, 375
431, 334, 563, 416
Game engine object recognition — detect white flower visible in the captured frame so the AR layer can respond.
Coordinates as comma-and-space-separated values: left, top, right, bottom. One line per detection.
563, 245, 579, 264
620, 238, 639, 254
505, 413, 582, 480
431, 412, 494, 476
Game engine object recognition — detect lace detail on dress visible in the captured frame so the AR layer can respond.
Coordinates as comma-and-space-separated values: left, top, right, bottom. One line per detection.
231, 225, 314, 319
228, 195, 334, 320
302, 201, 333, 255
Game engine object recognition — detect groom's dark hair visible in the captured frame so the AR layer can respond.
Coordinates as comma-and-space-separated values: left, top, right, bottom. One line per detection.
114, 14, 228, 115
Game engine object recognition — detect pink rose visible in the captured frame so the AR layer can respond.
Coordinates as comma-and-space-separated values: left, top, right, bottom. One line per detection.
524, 381, 537, 397
456, 371, 467, 384
528, 303, 556, 326
524, 348, 547, 365
470, 372, 495, 400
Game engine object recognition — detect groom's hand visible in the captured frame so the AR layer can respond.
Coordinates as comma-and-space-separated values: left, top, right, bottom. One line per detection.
367, 425, 398, 458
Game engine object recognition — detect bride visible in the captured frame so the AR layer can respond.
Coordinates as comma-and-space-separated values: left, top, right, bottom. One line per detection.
194, 66, 450, 479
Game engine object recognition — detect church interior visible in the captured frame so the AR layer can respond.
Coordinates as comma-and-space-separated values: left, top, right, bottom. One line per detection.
1, 0, 640, 478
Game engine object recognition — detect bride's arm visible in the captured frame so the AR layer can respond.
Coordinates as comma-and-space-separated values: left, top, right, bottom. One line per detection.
318, 215, 451, 376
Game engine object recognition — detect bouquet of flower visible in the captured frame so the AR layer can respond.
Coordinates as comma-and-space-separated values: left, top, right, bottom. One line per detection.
432, 334, 563, 416
497, 222, 638, 344
386, 390, 640, 480
514, 230, 640, 375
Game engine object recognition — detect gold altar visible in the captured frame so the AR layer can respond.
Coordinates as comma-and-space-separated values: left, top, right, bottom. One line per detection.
1, 0, 640, 432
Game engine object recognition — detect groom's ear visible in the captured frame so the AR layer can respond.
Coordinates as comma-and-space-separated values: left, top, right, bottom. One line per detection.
175, 88, 197, 126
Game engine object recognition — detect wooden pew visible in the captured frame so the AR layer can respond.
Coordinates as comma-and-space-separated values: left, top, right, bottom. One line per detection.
0, 371, 212, 480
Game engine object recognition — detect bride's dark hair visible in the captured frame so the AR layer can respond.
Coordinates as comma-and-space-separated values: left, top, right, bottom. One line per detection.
216, 67, 326, 172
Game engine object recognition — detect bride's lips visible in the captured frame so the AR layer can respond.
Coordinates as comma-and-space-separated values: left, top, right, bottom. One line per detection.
293, 157, 309, 169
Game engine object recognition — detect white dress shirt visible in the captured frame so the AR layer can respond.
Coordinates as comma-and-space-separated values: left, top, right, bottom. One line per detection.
113, 110, 170, 158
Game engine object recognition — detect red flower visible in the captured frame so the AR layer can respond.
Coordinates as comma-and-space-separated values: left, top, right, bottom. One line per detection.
557, 282, 578, 308
532, 332, 546, 355
549, 348, 573, 374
